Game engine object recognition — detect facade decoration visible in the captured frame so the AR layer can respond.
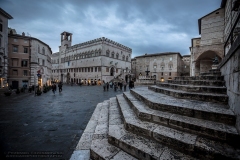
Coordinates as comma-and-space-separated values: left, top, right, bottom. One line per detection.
51, 31, 132, 84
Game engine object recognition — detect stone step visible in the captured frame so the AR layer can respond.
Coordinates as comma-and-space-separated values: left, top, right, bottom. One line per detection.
129, 87, 235, 125
72, 100, 135, 160
89, 100, 137, 160
123, 91, 239, 145
149, 85, 228, 104
109, 97, 196, 160
116, 95, 240, 159
175, 76, 224, 81
156, 83, 227, 93
72, 102, 103, 160
167, 79, 225, 86
199, 72, 221, 76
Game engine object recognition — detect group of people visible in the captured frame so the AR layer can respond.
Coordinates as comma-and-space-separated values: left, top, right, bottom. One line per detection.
51, 82, 63, 95
102, 80, 134, 92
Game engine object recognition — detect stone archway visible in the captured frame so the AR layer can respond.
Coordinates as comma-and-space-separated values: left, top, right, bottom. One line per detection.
110, 67, 114, 76
194, 50, 222, 75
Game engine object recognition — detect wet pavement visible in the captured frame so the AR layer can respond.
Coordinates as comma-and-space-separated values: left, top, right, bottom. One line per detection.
0, 84, 130, 160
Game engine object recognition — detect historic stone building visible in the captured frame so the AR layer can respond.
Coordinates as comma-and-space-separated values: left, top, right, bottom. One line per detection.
51, 32, 132, 84
218, 0, 240, 133
182, 54, 191, 76
190, 7, 225, 76
0, 8, 13, 88
8, 31, 52, 89
133, 52, 184, 82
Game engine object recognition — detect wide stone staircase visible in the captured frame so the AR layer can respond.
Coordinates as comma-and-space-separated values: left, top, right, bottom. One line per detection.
71, 69, 240, 160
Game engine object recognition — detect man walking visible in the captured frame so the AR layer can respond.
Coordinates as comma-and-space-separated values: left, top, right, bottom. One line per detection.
58, 82, 63, 92
52, 83, 57, 95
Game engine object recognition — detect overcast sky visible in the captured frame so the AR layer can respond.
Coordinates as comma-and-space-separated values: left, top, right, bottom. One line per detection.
1, 0, 221, 57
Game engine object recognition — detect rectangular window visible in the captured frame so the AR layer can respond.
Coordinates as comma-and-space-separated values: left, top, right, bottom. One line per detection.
169, 72, 171, 76
13, 69, 18, 75
0, 24, 2, 32
95, 67, 97, 72
21, 60, 28, 67
85, 68, 87, 72
23, 70, 28, 76
68, 61, 70, 66
91, 67, 93, 72
88, 68, 90, 72
116, 69, 118, 73
98, 67, 101, 72
161, 72, 163, 76
42, 60, 45, 66
13, 46, 18, 52
38, 58, 40, 64
24, 47, 28, 53
106, 67, 109, 72
82, 68, 84, 72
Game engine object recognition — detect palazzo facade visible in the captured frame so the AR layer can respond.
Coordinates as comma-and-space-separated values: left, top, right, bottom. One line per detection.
132, 52, 186, 82
51, 32, 132, 84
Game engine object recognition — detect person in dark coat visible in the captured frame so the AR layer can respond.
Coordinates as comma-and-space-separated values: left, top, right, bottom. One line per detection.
58, 82, 63, 92
52, 83, 57, 95
106, 82, 109, 91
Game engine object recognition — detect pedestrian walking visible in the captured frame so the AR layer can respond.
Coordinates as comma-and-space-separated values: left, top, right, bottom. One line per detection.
106, 82, 109, 91
109, 81, 113, 88
114, 82, 118, 91
58, 82, 63, 92
103, 81, 106, 91
119, 81, 123, 91
52, 83, 57, 95
123, 81, 127, 91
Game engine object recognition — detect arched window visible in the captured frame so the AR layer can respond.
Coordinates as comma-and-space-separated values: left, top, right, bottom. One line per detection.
116, 53, 119, 59
161, 62, 165, 70
98, 49, 101, 55
91, 50, 94, 57
111, 52, 114, 58
42, 47, 45, 54
168, 61, 173, 69
122, 55, 125, 61
126, 56, 128, 62
95, 49, 98, 56
106, 50, 110, 57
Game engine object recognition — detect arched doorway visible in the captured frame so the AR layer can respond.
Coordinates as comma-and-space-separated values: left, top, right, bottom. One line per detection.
195, 51, 222, 75
110, 67, 114, 76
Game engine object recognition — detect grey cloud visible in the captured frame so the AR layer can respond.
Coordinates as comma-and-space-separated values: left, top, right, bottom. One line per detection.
0, 0, 221, 56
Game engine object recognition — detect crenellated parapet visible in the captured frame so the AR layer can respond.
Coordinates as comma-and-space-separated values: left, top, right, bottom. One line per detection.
66, 37, 132, 53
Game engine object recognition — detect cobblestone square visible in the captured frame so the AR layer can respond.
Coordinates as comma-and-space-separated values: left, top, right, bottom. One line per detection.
0, 85, 129, 159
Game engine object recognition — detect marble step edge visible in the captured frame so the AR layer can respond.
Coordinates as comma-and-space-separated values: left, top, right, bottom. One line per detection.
156, 83, 227, 94
114, 95, 240, 159
174, 76, 224, 81
129, 88, 235, 125
89, 99, 137, 160
123, 92, 239, 144
109, 97, 197, 160
72, 101, 107, 159
167, 79, 225, 86
149, 85, 228, 104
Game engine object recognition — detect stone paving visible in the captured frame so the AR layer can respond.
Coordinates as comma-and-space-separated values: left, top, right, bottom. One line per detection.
0, 84, 130, 160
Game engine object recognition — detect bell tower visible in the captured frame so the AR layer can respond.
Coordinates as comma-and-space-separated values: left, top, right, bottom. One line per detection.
60, 31, 72, 52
